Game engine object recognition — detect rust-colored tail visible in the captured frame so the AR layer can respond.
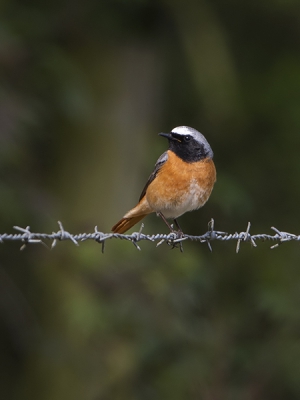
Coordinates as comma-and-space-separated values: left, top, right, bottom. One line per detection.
112, 197, 153, 233
111, 215, 146, 234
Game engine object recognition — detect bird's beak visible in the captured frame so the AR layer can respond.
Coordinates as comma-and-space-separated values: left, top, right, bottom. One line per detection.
159, 132, 172, 139
159, 132, 181, 142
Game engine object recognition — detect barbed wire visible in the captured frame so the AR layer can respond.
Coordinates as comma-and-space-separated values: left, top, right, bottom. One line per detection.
0, 219, 299, 253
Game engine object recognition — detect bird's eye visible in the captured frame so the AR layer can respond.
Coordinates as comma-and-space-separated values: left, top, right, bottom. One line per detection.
184, 135, 191, 142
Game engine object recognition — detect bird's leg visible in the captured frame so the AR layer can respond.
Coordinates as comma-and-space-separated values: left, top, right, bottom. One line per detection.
157, 212, 174, 231
157, 212, 184, 252
173, 218, 184, 252
173, 218, 183, 235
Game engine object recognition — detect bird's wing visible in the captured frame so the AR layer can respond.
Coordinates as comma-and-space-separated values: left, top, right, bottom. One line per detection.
139, 151, 168, 202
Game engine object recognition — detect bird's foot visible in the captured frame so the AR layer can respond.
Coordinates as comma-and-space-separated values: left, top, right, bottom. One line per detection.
168, 226, 185, 252
157, 212, 185, 252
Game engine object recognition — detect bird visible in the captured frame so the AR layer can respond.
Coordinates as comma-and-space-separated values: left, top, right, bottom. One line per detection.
111, 126, 216, 235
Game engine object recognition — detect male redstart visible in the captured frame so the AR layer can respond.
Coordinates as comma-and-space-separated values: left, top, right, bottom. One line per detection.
112, 126, 216, 234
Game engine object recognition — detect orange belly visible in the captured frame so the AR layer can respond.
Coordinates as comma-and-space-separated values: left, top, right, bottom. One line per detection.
146, 150, 216, 219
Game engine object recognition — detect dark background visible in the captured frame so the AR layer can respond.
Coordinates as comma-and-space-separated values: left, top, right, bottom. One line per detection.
1, 1, 300, 399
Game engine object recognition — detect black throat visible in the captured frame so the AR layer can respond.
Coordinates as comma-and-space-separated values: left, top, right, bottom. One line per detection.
168, 137, 211, 163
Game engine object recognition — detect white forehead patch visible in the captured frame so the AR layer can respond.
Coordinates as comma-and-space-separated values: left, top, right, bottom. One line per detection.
171, 126, 194, 136
169, 125, 213, 159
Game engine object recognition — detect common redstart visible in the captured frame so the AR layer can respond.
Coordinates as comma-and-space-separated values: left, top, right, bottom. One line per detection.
112, 126, 216, 234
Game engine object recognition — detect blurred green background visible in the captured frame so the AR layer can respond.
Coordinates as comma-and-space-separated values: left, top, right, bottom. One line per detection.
1, 1, 300, 399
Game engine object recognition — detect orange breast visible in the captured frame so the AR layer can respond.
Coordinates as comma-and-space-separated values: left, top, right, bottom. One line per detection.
146, 150, 216, 219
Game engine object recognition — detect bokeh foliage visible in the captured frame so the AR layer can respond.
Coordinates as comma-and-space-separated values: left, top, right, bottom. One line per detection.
1, 0, 300, 399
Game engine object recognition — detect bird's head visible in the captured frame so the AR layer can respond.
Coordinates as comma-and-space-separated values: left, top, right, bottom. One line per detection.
159, 126, 213, 162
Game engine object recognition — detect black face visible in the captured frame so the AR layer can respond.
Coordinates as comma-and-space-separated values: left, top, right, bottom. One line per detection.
159, 132, 211, 162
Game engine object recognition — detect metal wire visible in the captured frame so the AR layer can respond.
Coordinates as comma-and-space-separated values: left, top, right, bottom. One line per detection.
1, 219, 299, 253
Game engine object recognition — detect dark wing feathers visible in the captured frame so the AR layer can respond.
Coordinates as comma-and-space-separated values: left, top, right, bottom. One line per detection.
139, 151, 168, 201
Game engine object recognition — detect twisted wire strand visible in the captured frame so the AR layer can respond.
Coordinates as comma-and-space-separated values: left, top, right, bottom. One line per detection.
1, 220, 299, 253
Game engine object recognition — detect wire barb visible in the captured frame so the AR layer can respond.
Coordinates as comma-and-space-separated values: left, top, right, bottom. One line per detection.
236, 222, 252, 253
13, 225, 49, 250
1, 221, 299, 252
